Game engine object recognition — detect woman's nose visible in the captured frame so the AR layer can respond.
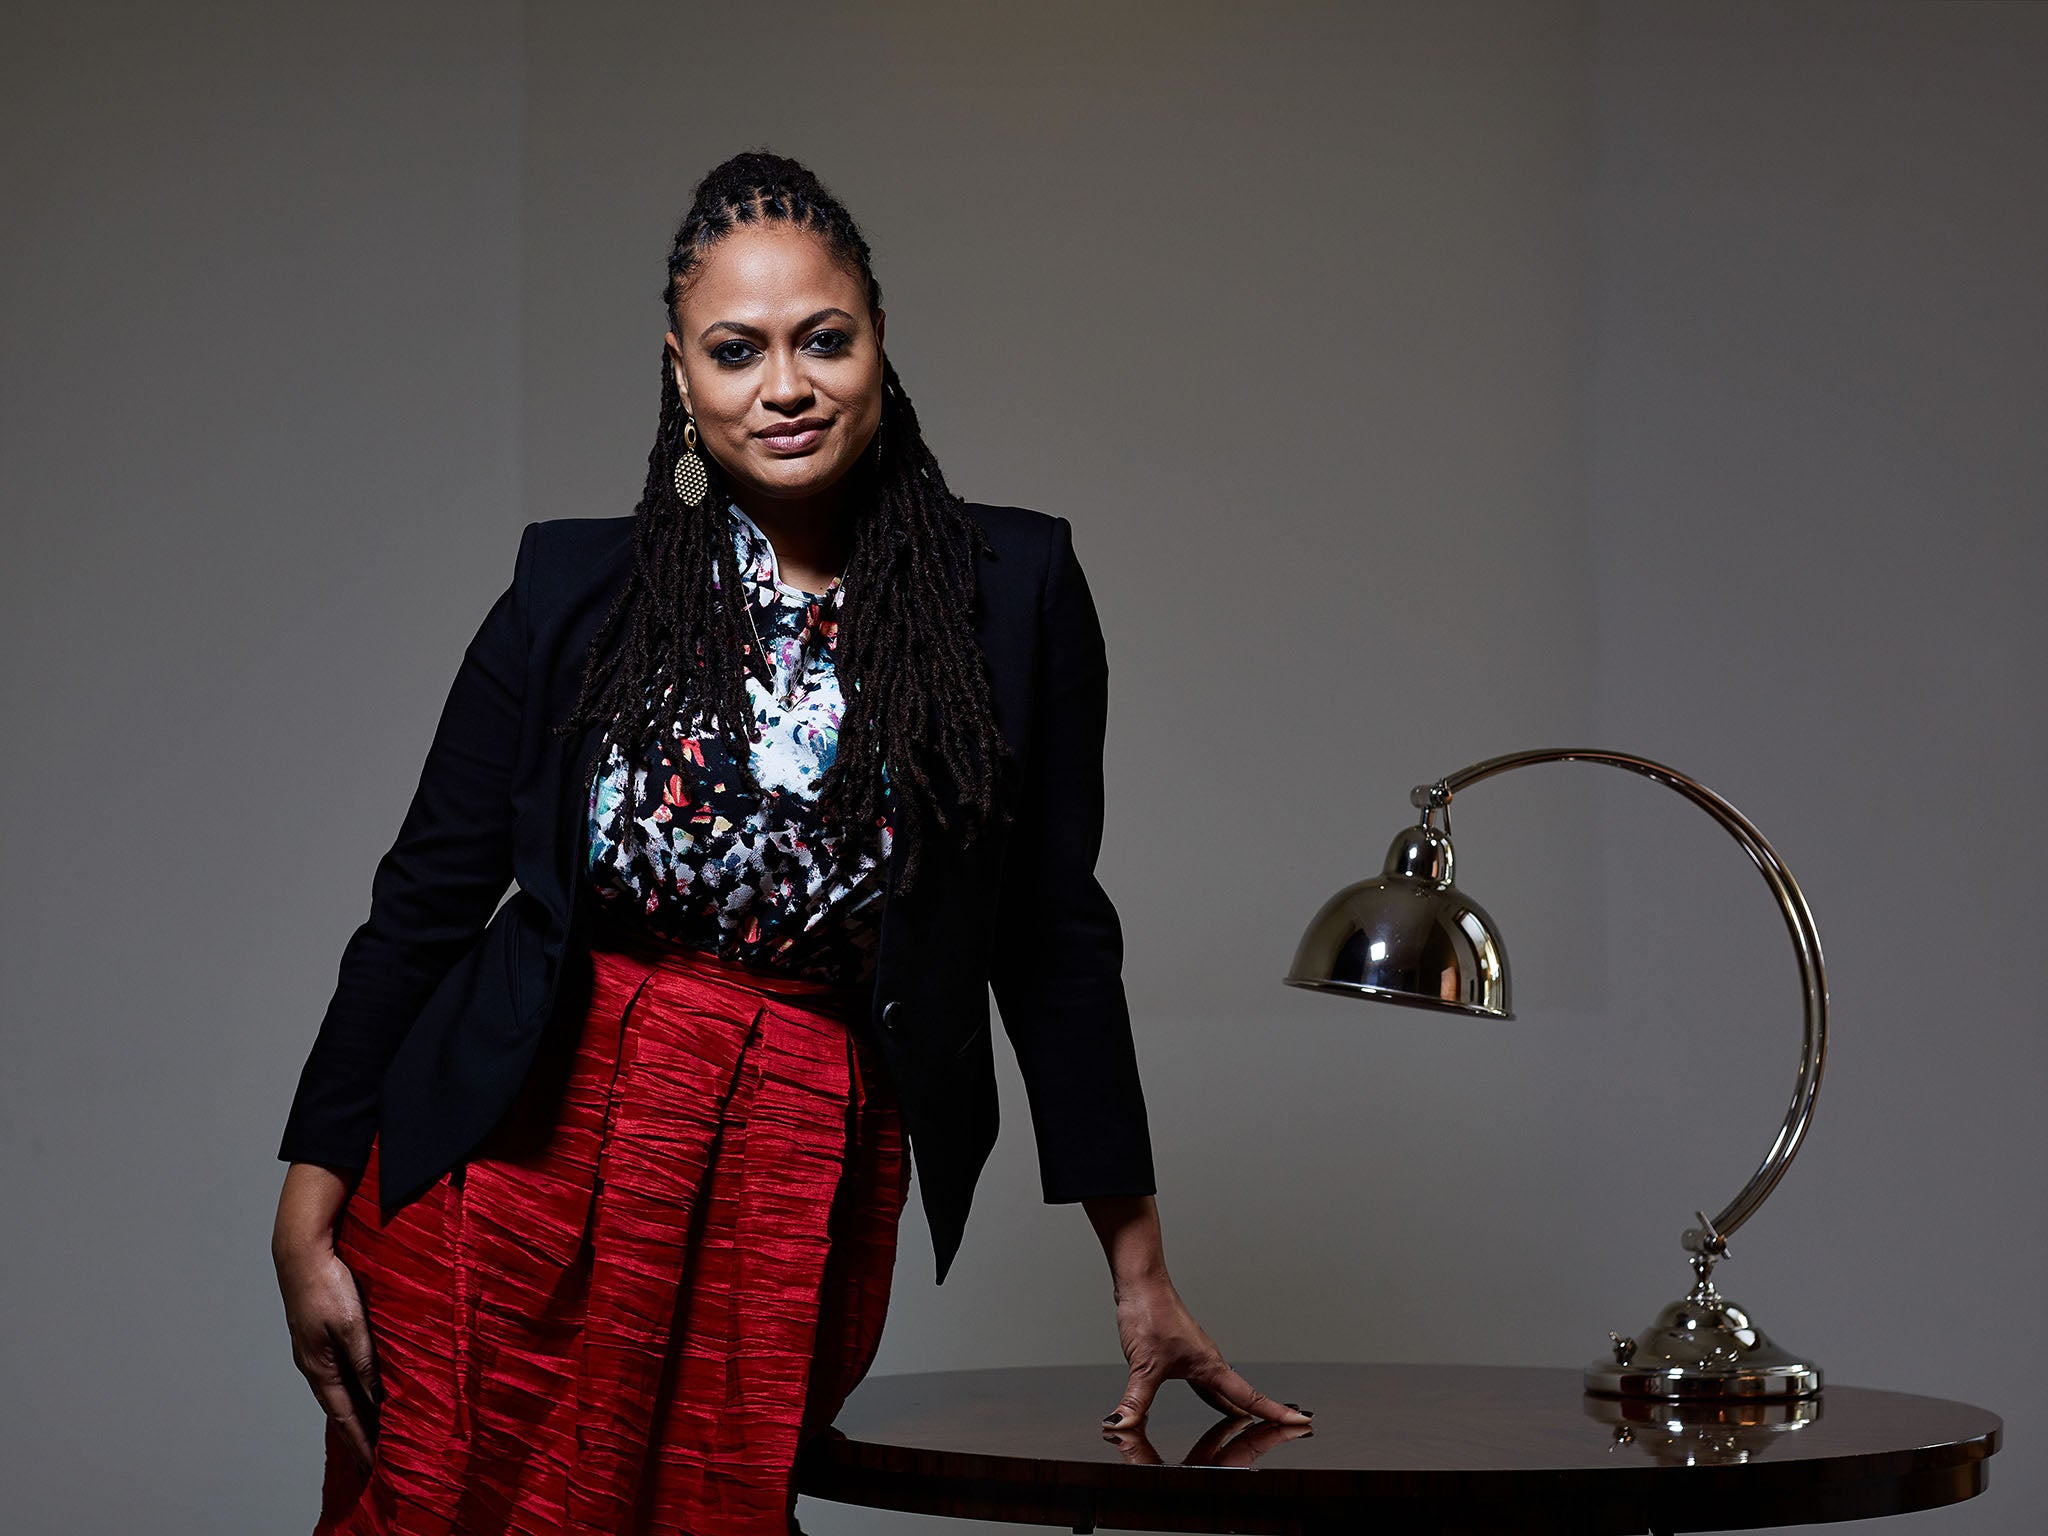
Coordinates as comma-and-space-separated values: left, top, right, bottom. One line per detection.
759, 347, 813, 409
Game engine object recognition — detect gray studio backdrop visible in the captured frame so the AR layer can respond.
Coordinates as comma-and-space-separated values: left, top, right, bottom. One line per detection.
3, 3, 2041, 1532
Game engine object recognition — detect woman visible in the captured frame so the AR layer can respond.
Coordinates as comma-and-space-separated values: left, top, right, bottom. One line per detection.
271, 150, 1311, 1536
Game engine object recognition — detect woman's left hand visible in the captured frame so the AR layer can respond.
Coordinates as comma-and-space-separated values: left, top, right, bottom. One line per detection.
1100, 1273, 1314, 1430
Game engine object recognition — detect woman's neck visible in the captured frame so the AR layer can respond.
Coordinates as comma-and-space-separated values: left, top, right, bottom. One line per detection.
729, 484, 853, 595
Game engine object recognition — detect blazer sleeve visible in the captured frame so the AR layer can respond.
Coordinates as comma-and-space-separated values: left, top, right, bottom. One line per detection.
987, 515, 1158, 1204
276, 521, 538, 1173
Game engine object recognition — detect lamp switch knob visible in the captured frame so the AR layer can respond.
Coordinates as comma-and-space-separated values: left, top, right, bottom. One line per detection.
1609, 1332, 1637, 1365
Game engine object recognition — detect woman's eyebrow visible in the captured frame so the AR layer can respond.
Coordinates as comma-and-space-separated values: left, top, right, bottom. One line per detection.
698, 307, 858, 343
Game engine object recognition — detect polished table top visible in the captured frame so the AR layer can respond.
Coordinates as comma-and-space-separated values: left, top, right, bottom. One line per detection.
795, 1361, 2002, 1534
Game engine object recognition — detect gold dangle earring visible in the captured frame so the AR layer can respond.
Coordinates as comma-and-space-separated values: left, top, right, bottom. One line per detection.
673, 414, 713, 508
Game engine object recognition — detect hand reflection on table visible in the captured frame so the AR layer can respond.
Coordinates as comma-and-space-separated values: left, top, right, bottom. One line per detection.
1100, 1409, 1315, 1467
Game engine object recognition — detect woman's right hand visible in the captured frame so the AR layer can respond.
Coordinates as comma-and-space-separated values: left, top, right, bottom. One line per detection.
273, 1162, 380, 1472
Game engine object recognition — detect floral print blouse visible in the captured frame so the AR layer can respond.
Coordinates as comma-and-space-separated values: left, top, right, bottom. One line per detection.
584, 500, 893, 985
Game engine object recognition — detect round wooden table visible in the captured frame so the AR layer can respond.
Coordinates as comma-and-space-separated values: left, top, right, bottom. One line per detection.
794, 1361, 2002, 1534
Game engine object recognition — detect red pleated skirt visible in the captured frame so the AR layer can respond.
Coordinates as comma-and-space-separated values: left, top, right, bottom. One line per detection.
314, 937, 910, 1536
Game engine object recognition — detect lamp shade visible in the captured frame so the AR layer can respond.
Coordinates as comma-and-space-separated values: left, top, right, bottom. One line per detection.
1282, 823, 1512, 1018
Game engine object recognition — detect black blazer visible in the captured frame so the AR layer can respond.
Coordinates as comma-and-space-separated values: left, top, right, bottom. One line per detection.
277, 502, 1156, 1285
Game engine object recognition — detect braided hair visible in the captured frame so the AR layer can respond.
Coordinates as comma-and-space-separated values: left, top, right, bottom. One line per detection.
550, 149, 1011, 896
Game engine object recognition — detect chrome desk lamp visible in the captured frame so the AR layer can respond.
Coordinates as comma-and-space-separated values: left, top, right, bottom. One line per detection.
1284, 748, 1828, 1400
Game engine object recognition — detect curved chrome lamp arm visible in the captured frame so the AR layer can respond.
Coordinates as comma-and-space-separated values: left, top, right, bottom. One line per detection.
1411, 748, 1829, 1256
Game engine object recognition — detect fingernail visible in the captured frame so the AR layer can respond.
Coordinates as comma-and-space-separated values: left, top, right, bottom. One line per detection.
1102, 1412, 1123, 1427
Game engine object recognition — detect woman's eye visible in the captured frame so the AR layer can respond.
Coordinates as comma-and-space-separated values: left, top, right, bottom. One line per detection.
709, 332, 849, 367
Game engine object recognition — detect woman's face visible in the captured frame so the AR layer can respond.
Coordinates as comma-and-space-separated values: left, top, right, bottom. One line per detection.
666, 222, 886, 507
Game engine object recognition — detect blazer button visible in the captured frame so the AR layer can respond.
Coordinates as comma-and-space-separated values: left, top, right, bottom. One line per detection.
881, 999, 903, 1035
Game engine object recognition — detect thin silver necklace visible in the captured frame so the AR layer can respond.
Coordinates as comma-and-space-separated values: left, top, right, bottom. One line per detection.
739, 593, 789, 706
740, 581, 841, 709
730, 507, 840, 709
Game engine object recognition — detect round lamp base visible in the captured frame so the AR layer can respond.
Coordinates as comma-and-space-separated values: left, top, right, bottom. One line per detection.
1586, 1286, 1822, 1400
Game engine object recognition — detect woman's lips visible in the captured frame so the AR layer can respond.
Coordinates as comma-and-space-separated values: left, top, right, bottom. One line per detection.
757, 421, 829, 454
